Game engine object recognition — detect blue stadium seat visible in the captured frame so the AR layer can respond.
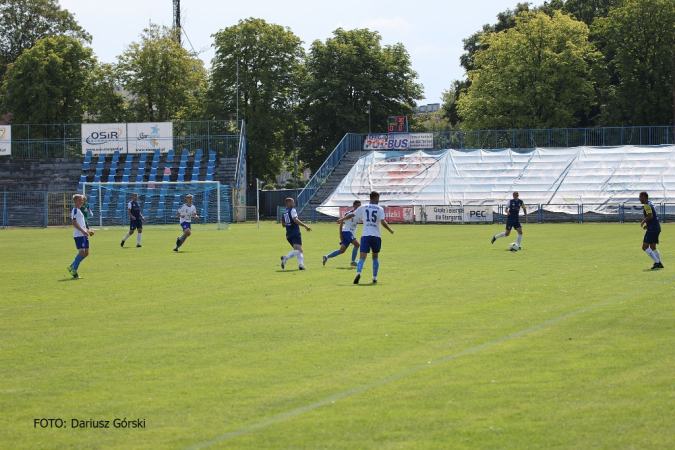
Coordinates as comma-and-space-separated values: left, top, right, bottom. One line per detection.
112, 150, 120, 163
152, 150, 160, 163
208, 150, 216, 163
94, 175, 101, 184
124, 154, 133, 169
110, 161, 118, 171
195, 149, 203, 162
149, 167, 157, 178
101, 210, 108, 219
124, 167, 131, 177
95, 168, 102, 177
82, 151, 92, 170
166, 149, 174, 163
122, 174, 129, 183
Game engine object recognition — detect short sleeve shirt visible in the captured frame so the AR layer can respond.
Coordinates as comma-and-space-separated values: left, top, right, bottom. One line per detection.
353, 204, 386, 238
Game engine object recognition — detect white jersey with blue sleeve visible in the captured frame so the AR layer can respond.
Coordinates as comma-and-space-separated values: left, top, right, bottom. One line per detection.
342, 209, 360, 234
72, 207, 87, 237
178, 204, 197, 223
353, 204, 386, 238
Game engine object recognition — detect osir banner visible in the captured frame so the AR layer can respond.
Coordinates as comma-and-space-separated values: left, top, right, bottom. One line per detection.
0, 125, 10, 156
127, 122, 173, 153
81, 123, 126, 154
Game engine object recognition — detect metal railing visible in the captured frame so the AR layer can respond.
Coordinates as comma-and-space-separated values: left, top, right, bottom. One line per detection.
2, 120, 242, 158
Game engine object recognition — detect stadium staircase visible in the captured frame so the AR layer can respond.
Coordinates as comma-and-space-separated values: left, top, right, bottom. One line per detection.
306, 151, 363, 211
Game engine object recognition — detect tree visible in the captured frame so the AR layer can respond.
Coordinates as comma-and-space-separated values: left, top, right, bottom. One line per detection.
1, 35, 93, 124
209, 18, 304, 182
456, 11, 602, 130
594, 0, 675, 127
0, 0, 90, 78
302, 28, 423, 171
84, 63, 126, 123
117, 24, 208, 123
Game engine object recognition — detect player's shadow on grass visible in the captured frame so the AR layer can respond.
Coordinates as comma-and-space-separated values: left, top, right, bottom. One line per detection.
57, 277, 81, 282
334, 267, 355, 270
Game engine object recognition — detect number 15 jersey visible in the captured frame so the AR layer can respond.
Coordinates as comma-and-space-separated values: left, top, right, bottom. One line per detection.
353, 204, 386, 238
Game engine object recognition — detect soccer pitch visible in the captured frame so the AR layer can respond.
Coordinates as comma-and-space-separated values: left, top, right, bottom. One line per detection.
2, 222, 674, 449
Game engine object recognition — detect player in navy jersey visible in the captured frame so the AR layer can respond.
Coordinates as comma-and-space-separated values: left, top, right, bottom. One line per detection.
639, 191, 663, 269
67, 194, 94, 278
338, 191, 394, 284
491, 191, 528, 250
280, 198, 312, 270
323, 200, 361, 267
120, 193, 145, 248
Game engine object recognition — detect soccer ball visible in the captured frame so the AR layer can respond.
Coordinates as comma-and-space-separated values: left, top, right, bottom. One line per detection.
509, 242, 519, 251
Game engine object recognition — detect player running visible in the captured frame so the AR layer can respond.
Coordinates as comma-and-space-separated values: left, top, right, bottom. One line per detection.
323, 200, 361, 267
174, 194, 199, 251
280, 197, 312, 270
491, 191, 528, 250
121, 192, 145, 248
338, 191, 394, 284
639, 191, 664, 269
67, 194, 94, 279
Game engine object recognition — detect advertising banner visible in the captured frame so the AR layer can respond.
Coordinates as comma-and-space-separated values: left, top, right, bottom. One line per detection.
81, 123, 127, 154
127, 122, 173, 153
409, 132, 433, 149
338, 205, 414, 224
364, 133, 433, 150
364, 134, 389, 150
463, 206, 493, 222
0, 125, 10, 156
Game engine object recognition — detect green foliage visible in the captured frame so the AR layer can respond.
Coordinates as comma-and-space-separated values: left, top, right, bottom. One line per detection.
2, 224, 675, 448
457, 11, 602, 130
209, 18, 304, 182
1, 35, 93, 124
117, 24, 208, 123
594, 0, 675, 126
301, 28, 423, 171
84, 63, 126, 123
0, 0, 90, 78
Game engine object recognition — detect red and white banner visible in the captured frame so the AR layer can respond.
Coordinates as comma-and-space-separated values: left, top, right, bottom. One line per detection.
338, 205, 414, 224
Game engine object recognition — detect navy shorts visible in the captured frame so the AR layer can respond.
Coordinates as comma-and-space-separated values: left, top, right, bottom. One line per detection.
181, 222, 192, 231
74, 236, 89, 250
340, 231, 357, 247
130, 218, 143, 231
506, 218, 521, 231
644, 231, 660, 244
360, 236, 382, 254
287, 234, 302, 247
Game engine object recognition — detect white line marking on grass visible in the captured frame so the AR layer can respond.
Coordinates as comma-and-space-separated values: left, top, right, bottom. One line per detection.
187, 275, 675, 449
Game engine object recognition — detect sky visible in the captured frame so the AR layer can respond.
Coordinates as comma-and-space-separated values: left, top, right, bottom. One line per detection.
59, 0, 545, 105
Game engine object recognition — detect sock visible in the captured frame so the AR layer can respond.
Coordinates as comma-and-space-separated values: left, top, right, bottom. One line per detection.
298, 252, 304, 266
351, 246, 358, 262
645, 248, 659, 263
285, 250, 299, 260
71, 254, 85, 270
327, 249, 341, 259
123, 232, 130, 241
356, 258, 365, 274
137, 234, 142, 245
177, 234, 186, 248
654, 249, 661, 263
495, 232, 506, 239
517, 234, 522, 246
373, 259, 380, 278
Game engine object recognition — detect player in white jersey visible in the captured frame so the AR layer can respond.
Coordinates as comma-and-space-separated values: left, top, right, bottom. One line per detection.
174, 194, 199, 252
337, 191, 394, 284
67, 194, 94, 278
323, 200, 361, 267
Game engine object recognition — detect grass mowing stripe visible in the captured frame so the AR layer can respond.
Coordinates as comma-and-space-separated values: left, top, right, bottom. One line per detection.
187, 273, 675, 449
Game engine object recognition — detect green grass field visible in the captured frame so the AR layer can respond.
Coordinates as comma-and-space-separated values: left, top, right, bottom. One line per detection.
2, 222, 674, 449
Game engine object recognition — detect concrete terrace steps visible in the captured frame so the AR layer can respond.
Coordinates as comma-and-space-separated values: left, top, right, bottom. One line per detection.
307, 151, 364, 206
0, 158, 82, 191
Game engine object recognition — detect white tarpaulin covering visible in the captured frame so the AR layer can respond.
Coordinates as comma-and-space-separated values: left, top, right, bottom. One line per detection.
318, 146, 675, 215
